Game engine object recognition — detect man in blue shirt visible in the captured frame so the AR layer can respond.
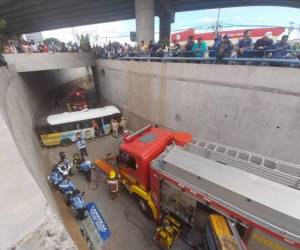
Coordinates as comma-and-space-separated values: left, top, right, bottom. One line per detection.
237, 30, 253, 58
271, 35, 291, 59
209, 31, 222, 57
216, 34, 234, 63
79, 160, 93, 183
76, 136, 88, 160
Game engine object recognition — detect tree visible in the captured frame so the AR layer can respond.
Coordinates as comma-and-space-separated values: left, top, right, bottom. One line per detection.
0, 19, 6, 52
0, 19, 6, 30
43, 37, 60, 44
79, 34, 91, 52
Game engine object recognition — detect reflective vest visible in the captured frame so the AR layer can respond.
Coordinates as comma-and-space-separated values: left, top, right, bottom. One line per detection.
107, 179, 119, 192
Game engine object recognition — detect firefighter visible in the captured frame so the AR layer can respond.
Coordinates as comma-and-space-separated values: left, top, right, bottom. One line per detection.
107, 170, 119, 200
73, 153, 82, 170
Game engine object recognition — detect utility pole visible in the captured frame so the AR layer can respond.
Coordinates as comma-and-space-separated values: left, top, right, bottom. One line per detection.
288, 21, 295, 36
216, 8, 221, 33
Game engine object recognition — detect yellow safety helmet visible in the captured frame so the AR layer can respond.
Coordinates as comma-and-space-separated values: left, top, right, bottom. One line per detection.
109, 170, 116, 179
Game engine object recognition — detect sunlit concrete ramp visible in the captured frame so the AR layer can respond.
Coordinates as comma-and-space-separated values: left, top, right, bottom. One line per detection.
4, 52, 95, 72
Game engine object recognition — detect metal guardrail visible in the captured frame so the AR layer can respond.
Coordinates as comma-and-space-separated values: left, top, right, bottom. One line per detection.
119, 56, 300, 66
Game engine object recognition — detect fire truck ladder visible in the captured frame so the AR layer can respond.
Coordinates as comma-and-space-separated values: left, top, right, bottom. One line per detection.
151, 144, 300, 246
187, 139, 300, 190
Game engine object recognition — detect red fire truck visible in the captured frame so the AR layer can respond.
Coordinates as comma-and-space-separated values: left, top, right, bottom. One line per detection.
66, 88, 88, 111
103, 125, 300, 250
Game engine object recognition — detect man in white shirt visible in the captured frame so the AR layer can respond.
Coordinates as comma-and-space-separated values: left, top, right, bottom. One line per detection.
76, 136, 88, 160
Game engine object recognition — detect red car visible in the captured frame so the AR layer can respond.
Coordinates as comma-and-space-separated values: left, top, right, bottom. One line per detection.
67, 88, 88, 111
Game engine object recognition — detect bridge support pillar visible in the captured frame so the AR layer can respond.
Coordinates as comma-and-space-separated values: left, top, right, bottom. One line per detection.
159, 15, 171, 45
135, 0, 154, 43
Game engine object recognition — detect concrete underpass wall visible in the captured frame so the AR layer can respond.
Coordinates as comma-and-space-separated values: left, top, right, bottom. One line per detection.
0, 66, 89, 249
95, 60, 300, 164
0, 67, 49, 249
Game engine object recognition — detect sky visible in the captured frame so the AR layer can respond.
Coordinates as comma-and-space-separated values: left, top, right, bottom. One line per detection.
42, 6, 300, 45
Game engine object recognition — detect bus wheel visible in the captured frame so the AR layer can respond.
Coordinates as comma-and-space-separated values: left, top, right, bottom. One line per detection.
137, 197, 153, 219
61, 138, 72, 146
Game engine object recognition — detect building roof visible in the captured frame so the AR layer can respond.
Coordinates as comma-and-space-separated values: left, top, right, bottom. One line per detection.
171, 27, 286, 43
47, 105, 120, 125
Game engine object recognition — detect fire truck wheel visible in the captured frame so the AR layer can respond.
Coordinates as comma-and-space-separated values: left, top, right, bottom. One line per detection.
137, 198, 153, 219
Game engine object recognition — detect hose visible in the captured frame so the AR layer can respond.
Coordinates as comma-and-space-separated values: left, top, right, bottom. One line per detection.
88, 168, 107, 190
124, 202, 154, 247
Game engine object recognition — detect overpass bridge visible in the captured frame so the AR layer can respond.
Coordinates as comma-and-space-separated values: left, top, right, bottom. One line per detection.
2, 0, 300, 43
3, 52, 95, 72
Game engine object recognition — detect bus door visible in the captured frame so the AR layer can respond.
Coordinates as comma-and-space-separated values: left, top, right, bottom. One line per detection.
92, 118, 104, 137
102, 116, 112, 135
102, 113, 121, 135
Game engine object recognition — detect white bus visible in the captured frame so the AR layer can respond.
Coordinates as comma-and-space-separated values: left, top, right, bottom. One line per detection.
39, 106, 121, 146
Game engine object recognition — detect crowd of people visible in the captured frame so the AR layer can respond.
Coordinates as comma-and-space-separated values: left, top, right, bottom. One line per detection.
132, 30, 298, 62
1, 30, 299, 66
1, 37, 94, 54
3, 39, 77, 53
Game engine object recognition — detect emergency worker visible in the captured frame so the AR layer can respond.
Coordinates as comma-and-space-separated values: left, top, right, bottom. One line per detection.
58, 151, 72, 176
73, 153, 82, 169
107, 170, 119, 200
76, 136, 88, 160
79, 160, 93, 183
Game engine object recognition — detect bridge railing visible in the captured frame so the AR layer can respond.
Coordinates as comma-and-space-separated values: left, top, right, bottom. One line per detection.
119, 55, 300, 68
97, 49, 298, 67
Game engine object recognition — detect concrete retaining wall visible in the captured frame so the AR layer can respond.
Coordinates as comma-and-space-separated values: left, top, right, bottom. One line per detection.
0, 66, 80, 249
95, 60, 300, 164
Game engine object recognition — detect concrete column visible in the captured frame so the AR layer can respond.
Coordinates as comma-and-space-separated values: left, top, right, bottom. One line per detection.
135, 0, 154, 43
159, 15, 171, 44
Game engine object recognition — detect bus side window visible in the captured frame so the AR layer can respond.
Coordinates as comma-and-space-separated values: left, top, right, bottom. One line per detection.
61, 123, 75, 132
82, 120, 92, 129
75, 123, 82, 130
112, 113, 121, 122
102, 115, 112, 125
51, 125, 62, 133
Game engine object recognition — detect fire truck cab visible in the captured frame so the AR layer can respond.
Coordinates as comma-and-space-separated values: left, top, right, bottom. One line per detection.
119, 125, 174, 219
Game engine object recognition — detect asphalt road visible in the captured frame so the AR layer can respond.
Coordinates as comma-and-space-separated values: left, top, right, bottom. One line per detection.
47, 135, 160, 250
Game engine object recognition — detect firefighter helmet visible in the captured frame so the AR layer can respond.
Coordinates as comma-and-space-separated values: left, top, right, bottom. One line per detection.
109, 170, 116, 179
